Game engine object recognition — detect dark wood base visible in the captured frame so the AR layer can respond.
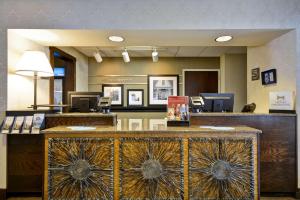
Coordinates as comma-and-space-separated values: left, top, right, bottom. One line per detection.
262, 192, 296, 197
6, 192, 41, 198
0, 189, 6, 200
295, 189, 300, 199
167, 120, 190, 126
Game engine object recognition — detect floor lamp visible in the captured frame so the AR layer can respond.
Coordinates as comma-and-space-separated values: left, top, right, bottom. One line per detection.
15, 51, 54, 110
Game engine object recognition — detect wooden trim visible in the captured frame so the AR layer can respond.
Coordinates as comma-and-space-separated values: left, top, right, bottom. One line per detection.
49, 47, 76, 105
183, 138, 189, 200
114, 139, 120, 199
49, 47, 76, 62
43, 137, 49, 200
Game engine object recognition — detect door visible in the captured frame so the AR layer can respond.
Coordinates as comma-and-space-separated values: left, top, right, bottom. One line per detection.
49, 47, 76, 109
184, 70, 219, 96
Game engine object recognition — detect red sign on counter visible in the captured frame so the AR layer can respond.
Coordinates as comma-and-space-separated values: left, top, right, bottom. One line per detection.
167, 96, 189, 121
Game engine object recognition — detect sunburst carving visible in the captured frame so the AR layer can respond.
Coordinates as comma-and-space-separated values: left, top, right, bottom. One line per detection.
120, 138, 183, 199
48, 138, 113, 199
189, 138, 254, 200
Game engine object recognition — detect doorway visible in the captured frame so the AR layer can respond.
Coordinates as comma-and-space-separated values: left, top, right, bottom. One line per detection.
49, 47, 76, 108
183, 69, 219, 96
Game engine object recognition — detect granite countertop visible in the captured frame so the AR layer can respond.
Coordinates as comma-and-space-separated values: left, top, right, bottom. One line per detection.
42, 118, 261, 134
45, 112, 117, 117
190, 112, 296, 117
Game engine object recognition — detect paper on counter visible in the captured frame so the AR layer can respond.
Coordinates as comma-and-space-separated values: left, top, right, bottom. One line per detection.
67, 126, 96, 131
200, 126, 235, 131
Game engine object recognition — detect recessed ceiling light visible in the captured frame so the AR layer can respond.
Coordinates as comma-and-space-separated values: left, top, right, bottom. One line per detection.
108, 35, 124, 42
215, 35, 233, 42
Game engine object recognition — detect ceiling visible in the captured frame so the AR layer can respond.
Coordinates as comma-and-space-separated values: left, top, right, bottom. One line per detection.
76, 46, 247, 57
9, 29, 290, 57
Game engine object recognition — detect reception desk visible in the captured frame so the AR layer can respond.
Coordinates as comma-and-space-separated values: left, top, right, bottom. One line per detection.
190, 113, 297, 194
4, 112, 296, 197
43, 124, 261, 200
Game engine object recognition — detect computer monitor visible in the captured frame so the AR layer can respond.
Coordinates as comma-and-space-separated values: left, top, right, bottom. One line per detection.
199, 93, 234, 112
68, 91, 103, 112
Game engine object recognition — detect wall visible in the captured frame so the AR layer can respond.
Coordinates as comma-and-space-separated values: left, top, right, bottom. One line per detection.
89, 57, 220, 106
247, 30, 297, 113
7, 34, 89, 110
0, 0, 300, 190
220, 54, 247, 112
7, 30, 50, 110
57, 47, 89, 91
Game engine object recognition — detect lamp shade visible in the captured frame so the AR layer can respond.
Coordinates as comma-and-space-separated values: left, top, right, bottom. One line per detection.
15, 51, 54, 77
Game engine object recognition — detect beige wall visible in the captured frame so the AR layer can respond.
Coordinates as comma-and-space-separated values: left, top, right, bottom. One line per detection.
221, 54, 247, 112
7, 30, 50, 110
89, 57, 220, 106
247, 30, 297, 113
6, 34, 89, 110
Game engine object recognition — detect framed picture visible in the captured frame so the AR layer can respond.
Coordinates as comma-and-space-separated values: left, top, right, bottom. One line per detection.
261, 69, 277, 85
148, 75, 179, 106
127, 89, 144, 107
102, 84, 123, 106
251, 68, 260, 81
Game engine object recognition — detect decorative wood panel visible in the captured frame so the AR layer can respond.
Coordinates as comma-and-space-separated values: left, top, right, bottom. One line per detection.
119, 138, 184, 200
47, 138, 114, 199
189, 138, 255, 199
190, 114, 296, 193
44, 130, 259, 200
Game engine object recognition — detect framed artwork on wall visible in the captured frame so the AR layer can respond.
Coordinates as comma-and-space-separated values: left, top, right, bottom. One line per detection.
261, 69, 277, 85
251, 68, 260, 81
148, 75, 179, 106
127, 89, 144, 107
102, 84, 123, 106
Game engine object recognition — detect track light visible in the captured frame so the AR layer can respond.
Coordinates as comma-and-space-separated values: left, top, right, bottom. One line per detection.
152, 49, 159, 62
93, 51, 102, 63
122, 49, 130, 63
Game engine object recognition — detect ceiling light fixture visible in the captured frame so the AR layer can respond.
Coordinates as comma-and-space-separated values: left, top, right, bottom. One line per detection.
93, 51, 103, 63
108, 35, 124, 42
215, 35, 233, 42
152, 49, 159, 62
122, 49, 130, 63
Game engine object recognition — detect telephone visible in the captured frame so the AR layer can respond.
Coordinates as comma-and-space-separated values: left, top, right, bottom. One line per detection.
98, 97, 112, 113
190, 96, 205, 113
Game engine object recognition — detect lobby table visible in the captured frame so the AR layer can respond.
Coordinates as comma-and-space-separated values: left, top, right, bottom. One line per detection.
42, 123, 261, 200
